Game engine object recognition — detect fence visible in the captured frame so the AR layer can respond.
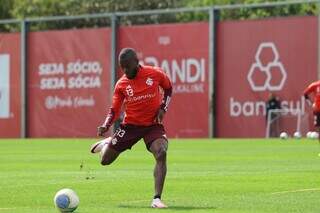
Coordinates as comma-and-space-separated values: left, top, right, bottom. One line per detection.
0, 0, 319, 138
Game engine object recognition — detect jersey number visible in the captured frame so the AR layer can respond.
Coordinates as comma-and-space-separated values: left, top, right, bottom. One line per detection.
126, 85, 134, 97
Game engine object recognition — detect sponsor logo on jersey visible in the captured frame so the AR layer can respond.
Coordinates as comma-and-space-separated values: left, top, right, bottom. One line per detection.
126, 93, 156, 103
146, 77, 153, 86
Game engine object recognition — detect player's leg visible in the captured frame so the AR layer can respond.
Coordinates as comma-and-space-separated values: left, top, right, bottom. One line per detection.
100, 144, 120, 165
316, 113, 320, 142
149, 138, 168, 200
90, 136, 120, 165
100, 124, 142, 166
313, 112, 320, 142
143, 124, 168, 208
90, 137, 112, 154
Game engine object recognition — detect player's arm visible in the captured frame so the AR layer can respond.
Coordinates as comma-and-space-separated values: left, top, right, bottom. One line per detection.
98, 85, 124, 136
155, 69, 173, 124
303, 83, 316, 105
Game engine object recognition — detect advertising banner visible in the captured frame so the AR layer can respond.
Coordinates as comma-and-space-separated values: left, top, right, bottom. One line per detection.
28, 28, 111, 137
0, 33, 20, 138
216, 16, 317, 137
118, 22, 209, 137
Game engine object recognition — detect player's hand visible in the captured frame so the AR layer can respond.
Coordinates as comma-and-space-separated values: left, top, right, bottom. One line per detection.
97, 125, 110, 137
155, 109, 166, 124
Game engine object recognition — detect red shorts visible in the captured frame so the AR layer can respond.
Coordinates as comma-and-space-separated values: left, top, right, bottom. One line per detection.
108, 124, 167, 152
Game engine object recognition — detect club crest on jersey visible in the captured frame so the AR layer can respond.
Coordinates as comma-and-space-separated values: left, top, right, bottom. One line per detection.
146, 77, 153, 86
111, 138, 118, 145
126, 85, 134, 96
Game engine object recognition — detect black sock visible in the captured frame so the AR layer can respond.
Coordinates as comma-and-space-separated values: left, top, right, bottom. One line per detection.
154, 195, 161, 199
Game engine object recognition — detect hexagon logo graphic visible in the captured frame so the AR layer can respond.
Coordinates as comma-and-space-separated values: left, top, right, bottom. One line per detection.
247, 42, 287, 92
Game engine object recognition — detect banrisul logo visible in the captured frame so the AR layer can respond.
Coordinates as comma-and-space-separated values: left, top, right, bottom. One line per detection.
229, 42, 305, 117
247, 42, 287, 91
0, 54, 10, 118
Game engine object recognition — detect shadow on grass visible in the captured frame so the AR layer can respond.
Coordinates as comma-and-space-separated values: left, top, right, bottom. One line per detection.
118, 204, 217, 211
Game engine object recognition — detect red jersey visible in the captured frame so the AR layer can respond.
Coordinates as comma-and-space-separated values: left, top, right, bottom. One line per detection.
304, 80, 320, 112
105, 65, 172, 126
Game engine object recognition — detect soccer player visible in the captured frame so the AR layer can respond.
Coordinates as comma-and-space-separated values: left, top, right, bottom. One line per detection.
304, 80, 320, 140
90, 48, 172, 208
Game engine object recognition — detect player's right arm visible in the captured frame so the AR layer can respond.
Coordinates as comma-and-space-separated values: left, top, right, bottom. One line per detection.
304, 83, 314, 100
98, 83, 125, 137
303, 82, 318, 106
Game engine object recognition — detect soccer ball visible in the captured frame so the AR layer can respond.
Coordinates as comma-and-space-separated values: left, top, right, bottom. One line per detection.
293, 131, 301, 139
311, 131, 319, 140
54, 188, 79, 212
306, 131, 313, 138
279, 132, 288, 139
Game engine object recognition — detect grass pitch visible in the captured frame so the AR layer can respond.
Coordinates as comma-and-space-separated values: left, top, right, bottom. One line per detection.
0, 138, 320, 213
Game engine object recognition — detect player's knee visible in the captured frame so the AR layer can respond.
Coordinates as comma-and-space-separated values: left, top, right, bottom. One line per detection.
155, 147, 167, 161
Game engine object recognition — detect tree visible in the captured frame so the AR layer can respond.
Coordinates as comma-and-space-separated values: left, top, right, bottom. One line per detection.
181, 0, 319, 21
8, 0, 184, 31
0, 0, 319, 32
0, 0, 16, 32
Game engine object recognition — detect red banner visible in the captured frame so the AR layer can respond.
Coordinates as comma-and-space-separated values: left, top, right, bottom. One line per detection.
118, 22, 209, 138
216, 16, 317, 137
28, 29, 111, 137
0, 33, 21, 138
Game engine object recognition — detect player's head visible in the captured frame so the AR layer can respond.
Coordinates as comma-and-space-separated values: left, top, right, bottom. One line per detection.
119, 48, 139, 79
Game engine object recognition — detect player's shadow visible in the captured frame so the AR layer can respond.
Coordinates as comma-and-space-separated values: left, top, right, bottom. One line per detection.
118, 204, 217, 211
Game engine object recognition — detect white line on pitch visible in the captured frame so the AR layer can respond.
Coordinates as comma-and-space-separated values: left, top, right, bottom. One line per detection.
271, 188, 320, 195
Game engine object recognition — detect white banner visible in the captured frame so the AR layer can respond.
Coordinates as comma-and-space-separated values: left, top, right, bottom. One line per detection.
0, 54, 10, 118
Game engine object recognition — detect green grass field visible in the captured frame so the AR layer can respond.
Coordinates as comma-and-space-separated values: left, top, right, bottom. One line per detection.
1, 138, 320, 213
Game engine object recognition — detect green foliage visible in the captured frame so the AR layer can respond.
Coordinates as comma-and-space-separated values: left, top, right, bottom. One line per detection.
182, 0, 319, 21
10, 0, 181, 18
12, 0, 183, 31
0, 0, 319, 31
1, 0, 184, 31
0, 0, 16, 32
0, 0, 13, 20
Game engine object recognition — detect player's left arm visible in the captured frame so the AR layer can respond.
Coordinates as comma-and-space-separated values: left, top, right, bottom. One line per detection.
155, 69, 172, 124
